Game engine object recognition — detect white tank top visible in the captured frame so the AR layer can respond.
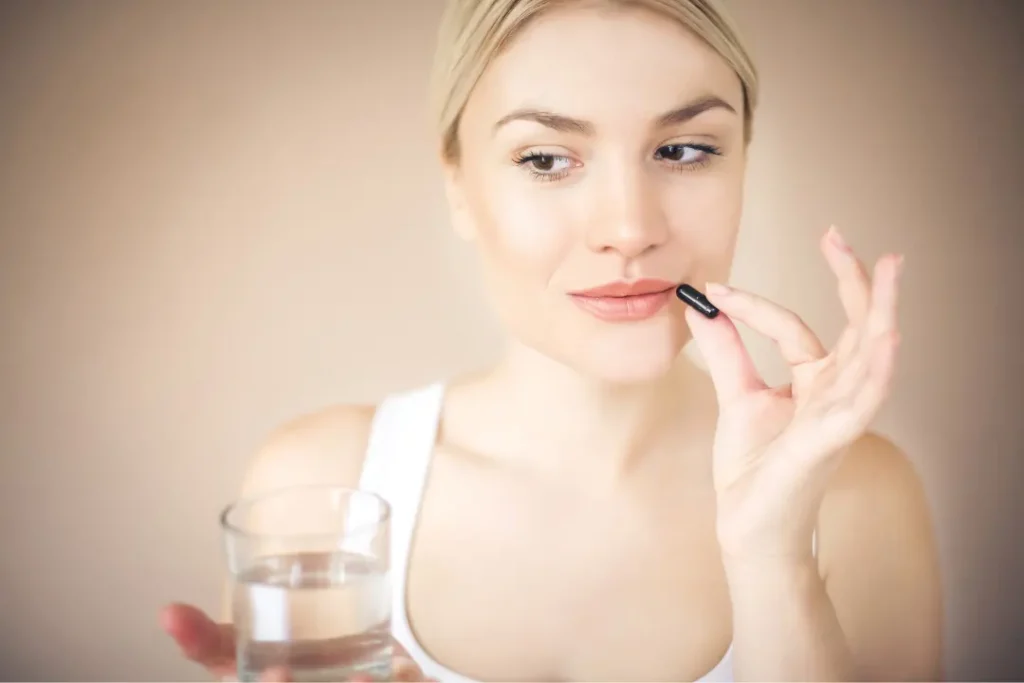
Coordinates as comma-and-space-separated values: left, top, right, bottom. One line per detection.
357, 382, 815, 683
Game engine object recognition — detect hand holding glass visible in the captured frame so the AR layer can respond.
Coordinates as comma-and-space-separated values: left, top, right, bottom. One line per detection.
221, 485, 392, 682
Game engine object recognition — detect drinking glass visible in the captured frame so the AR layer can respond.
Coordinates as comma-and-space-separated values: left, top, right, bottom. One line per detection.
221, 485, 392, 682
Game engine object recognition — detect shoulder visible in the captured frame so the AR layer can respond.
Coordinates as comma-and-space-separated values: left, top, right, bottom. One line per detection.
237, 381, 446, 498
819, 432, 932, 535
823, 432, 924, 503
815, 440, 944, 677
817, 432, 936, 569
237, 402, 378, 498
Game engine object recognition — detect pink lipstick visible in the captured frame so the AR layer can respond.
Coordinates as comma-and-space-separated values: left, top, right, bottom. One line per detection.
569, 279, 676, 322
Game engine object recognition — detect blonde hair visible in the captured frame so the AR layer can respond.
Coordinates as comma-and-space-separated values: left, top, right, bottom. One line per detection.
431, 0, 759, 163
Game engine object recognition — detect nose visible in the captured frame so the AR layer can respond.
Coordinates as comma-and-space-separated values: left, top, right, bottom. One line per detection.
584, 166, 669, 259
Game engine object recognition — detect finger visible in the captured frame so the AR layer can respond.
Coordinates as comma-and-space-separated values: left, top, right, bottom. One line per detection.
852, 329, 901, 419
833, 324, 860, 364
830, 253, 903, 393
821, 226, 872, 326
393, 656, 427, 681
259, 666, 292, 682
826, 329, 901, 448
863, 253, 903, 341
704, 283, 827, 366
827, 252, 901, 387
685, 305, 765, 404
160, 603, 235, 674
798, 326, 899, 458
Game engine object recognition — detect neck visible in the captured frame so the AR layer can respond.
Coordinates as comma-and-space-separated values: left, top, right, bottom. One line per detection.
475, 339, 698, 487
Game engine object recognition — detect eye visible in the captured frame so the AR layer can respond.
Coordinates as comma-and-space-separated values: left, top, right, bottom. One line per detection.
513, 152, 576, 180
654, 143, 721, 168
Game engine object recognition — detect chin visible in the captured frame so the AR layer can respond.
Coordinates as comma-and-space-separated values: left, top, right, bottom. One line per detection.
570, 321, 690, 385
582, 353, 679, 384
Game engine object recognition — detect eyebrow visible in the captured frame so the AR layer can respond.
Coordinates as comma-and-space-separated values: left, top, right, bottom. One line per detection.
492, 95, 737, 136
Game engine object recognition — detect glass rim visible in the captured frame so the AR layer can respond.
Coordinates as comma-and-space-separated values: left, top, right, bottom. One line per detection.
219, 483, 391, 541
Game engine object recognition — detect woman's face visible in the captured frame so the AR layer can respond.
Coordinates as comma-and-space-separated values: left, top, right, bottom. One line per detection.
445, 3, 748, 383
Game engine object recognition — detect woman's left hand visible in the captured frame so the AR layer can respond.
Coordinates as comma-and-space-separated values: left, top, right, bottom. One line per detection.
686, 226, 903, 562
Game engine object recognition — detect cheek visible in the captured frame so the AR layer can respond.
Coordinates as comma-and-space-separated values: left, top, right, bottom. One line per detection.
467, 173, 574, 285
665, 171, 744, 268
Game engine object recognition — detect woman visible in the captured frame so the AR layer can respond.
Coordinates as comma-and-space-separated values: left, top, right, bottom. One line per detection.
162, 0, 943, 680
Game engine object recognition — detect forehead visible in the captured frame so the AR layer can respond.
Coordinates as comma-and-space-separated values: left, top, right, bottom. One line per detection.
465, 4, 744, 128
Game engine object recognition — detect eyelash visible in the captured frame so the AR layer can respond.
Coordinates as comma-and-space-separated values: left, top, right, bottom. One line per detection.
512, 143, 722, 182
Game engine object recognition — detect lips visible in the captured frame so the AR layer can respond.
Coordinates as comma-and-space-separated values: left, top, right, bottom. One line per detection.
568, 278, 677, 322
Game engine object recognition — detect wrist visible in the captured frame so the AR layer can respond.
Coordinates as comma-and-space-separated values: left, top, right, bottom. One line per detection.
716, 523, 818, 565
722, 553, 827, 621
721, 551, 819, 585
715, 496, 821, 564
722, 547, 854, 681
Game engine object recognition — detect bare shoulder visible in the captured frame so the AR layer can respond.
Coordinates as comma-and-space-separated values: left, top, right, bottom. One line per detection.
238, 403, 378, 498
217, 404, 378, 619
817, 431, 936, 564
816, 432, 944, 679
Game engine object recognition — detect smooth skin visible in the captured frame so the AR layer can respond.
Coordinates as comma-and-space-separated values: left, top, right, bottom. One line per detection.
163, 4, 942, 681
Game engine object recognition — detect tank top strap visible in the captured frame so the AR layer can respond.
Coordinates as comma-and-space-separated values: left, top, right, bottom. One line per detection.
358, 382, 445, 604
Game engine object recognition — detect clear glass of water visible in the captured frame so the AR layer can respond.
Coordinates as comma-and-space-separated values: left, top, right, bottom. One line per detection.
220, 485, 392, 682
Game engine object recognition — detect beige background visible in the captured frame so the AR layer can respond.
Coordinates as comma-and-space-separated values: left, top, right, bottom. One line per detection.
1, 0, 1022, 680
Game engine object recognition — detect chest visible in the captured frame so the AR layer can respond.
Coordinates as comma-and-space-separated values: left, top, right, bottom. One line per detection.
402, 449, 733, 681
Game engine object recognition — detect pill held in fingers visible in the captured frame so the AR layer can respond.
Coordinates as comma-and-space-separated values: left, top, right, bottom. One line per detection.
676, 284, 720, 318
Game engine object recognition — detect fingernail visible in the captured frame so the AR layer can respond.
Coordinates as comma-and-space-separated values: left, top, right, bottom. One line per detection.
895, 253, 905, 276
705, 281, 730, 296
828, 225, 852, 252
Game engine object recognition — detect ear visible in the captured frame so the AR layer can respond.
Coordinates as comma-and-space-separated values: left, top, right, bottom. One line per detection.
441, 160, 476, 242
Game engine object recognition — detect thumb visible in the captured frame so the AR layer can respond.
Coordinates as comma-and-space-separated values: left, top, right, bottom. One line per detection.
686, 306, 764, 404
260, 666, 292, 682
161, 603, 236, 675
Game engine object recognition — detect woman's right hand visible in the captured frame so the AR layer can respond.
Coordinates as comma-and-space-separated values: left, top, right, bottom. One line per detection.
161, 602, 436, 682
161, 602, 237, 679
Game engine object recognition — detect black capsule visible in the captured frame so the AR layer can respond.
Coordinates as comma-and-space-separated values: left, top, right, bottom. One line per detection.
675, 284, 719, 319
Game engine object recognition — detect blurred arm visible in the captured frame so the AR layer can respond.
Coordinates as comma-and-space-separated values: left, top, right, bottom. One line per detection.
725, 433, 943, 681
